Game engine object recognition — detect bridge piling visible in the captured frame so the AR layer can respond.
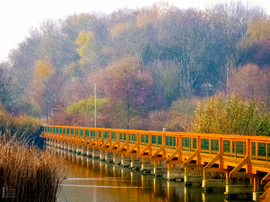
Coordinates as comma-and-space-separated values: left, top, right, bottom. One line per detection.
92, 148, 100, 159
105, 151, 114, 163
87, 147, 92, 158
130, 156, 141, 170
167, 164, 184, 181
184, 166, 203, 186
121, 154, 131, 167
141, 158, 153, 173
100, 150, 105, 161
113, 153, 122, 165
40, 125, 270, 200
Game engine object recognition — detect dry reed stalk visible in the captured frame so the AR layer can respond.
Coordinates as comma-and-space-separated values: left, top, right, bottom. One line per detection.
0, 136, 63, 202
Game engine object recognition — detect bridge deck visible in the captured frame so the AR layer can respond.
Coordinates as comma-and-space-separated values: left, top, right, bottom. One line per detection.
40, 125, 270, 176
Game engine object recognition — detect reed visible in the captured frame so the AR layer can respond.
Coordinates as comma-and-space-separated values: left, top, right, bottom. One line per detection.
192, 95, 270, 136
0, 137, 63, 202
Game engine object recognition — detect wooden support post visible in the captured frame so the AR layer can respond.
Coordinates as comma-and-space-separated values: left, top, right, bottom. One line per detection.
226, 170, 230, 185
253, 176, 260, 192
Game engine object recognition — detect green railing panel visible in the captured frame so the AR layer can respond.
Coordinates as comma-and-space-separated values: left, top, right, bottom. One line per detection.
120, 133, 123, 140
129, 134, 137, 142
50, 127, 52, 133
80, 129, 84, 137
211, 139, 219, 151
141, 135, 145, 143
85, 130, 89, 138
91, 131, 96, 138
201, 139, 209, 150
152, 135, 157, 144
158, 135, 162, 145
182, 137, 190, 148
60, 128, 62, 134
252, 142, 256, 156
53, 127, 55, 133
71, 128, 74, 136
236, 141, 245, 155
111, 132, 115, 140
268, 144, 270, 158
75, 129, 78, 137
123, 133, 126, 141
141, 134, 149, 144
224, 140, 230, 153
193, 138, 197, 149
56, 127, 59, 133
166, 136, 169, 146
104, 131, 109, 139
99, 131, 101, 138
258, 143, 266, 157
67, 128, 70, 135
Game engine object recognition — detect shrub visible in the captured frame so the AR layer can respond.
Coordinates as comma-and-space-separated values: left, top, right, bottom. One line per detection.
13, 115, 41, 137
192, 95, 270, 136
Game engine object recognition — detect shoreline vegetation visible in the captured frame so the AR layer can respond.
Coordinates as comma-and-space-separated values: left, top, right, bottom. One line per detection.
0, 136, 63, 202
49, 95, 270, 136
0, 107, 64, 202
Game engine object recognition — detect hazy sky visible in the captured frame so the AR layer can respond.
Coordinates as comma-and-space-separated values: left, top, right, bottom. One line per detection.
0, 0, 269, 62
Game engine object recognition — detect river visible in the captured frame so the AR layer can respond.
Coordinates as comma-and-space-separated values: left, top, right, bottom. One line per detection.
55, 149, 239, 202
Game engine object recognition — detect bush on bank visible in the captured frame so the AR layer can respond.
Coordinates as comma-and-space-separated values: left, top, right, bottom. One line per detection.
0, 107, 41, 138
192, 95, 270, 136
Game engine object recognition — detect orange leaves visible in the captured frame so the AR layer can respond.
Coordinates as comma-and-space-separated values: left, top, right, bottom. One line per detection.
110, 22, 131, 38
248, 17, 270, 40
34, 60, 55, 80
137, 1, 174, 28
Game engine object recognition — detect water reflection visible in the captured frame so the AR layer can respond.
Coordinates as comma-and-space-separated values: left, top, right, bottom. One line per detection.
56, 150, 226, 202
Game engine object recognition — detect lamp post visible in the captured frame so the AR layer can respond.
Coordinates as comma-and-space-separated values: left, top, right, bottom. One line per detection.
95, 83, 96, 129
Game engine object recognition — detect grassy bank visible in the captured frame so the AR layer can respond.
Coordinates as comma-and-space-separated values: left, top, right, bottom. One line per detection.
0, 137, 63, 202
192, 95, 270, 136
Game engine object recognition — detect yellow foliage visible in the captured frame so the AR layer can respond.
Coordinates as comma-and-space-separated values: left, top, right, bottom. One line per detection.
34, 60, 55, 80
110, 23, 131, 38
76, 32, 94, 57
137, 1, 173, 28
248, 17, 270, 39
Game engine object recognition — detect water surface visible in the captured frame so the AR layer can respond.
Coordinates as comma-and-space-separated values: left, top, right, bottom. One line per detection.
57, 150, 226, 202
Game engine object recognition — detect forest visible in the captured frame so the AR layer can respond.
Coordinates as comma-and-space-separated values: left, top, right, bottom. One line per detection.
1, 1, 270, 134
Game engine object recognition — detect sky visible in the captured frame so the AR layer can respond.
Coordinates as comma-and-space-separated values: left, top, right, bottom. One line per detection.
0, 0, 269, 63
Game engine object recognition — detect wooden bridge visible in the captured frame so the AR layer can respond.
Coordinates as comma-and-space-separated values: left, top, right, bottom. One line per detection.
41, 125, 270, 201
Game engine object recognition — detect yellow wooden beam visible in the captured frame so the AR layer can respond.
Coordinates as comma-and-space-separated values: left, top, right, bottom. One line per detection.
261, 173, 270, 185
126, 142, 140, 156
137, 143, 152, 158
204, 152, 222, 171
151, 146, 166, 161
108, 140, 120, 152
165, 147, 182, 164
229, 155, 249, 178
117, 141, 129, 153
100, 138, 111, 150
183, 150, 199, 166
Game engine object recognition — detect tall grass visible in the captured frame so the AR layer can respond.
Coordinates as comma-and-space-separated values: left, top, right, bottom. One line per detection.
192, 95, 270, 136
0, 136, 63, 202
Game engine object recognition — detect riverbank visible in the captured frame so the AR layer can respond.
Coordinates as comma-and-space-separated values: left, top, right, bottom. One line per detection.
0, 139, 63, 201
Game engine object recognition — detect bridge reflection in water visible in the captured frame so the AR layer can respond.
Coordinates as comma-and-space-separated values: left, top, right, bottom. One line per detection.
53, 147, 225, 202
41, 125, 270, 202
